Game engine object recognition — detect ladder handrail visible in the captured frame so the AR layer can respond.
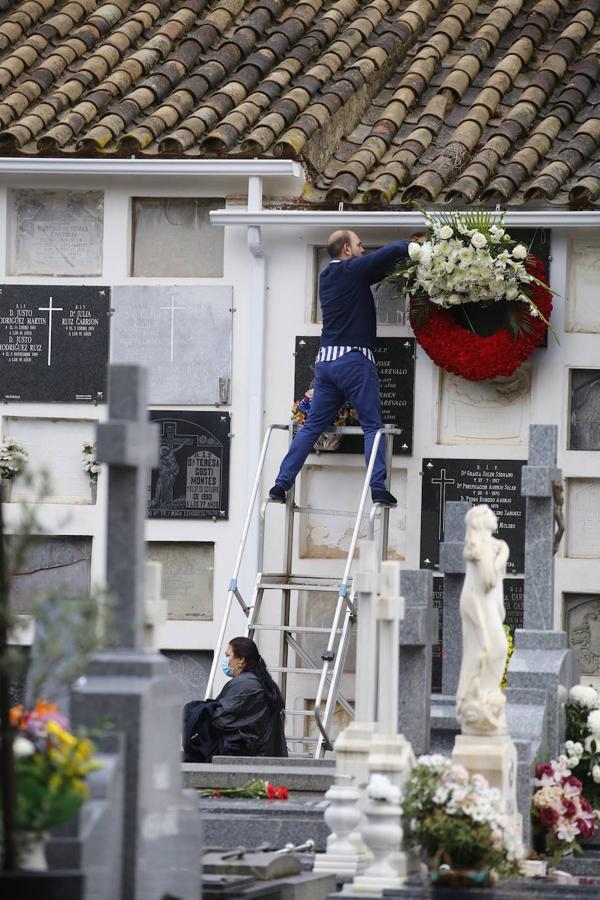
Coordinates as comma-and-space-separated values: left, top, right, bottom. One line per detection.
205, 423, 288, 698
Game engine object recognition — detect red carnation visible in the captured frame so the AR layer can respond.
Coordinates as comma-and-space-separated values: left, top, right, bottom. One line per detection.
266, 783, 276, 800
213, 789, 222, 798
562, 799, 577, 819
274, 785, 288, 800
564, 775, 583, 792
539, 806, 559, 828
577, 817, 596, 838
536, 763, 554, 779
580, 796, 593, 813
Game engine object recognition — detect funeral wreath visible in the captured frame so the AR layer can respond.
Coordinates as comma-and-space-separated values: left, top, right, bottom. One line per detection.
387, 210, 554, 382
401, 754, 523, 887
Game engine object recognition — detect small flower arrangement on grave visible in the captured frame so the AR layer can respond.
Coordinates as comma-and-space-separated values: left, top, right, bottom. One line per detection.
562, 683, 600, 810
367, 773, 401, 805
5, 701, 100, 840
531, 755, 596, 864
0, 436, 28, 480
291, 388, 359, 452
401, 754, 523, 886
81, 441, 99, 485
197, 778, 288, 800
386, 210, 555, 381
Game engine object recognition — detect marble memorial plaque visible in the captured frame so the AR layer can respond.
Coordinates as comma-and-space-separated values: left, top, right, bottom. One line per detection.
570, 369, 600, 450
294, 335, 415, 454
421, 458, 526, 573
0, 285, 109, 402
6, 416, 97, 504
565, 594, 600, 676
111, 285, 233, 405
161, 650, 211, 702
147, 412, 230, 519
566, 479, 600, 558
131, 197, 224, 277
432, 575, 523, 694
314, 247, 406, 325
567, 239, 600, 333
9, 189, 103, 276
147, 542, 213, 620
299, 464, 407, 560
439, 368, 531, 445
9, 537, 92, 615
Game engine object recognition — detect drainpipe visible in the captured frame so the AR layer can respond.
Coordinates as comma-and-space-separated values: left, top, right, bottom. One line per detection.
244, 175, 265, 582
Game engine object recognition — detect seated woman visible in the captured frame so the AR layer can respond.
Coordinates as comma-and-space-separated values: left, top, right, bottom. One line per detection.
183, 636, 288, 762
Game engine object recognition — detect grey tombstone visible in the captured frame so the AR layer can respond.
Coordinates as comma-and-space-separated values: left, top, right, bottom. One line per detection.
429, 501, 469, 755
70, 364, 202, 900
506, 424, 580, 848
398, 568, 435, 756
111, 285, 233, 405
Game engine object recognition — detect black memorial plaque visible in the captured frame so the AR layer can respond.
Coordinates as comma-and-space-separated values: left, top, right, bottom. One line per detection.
293, 336, 415, 454
420, 458, 526, 574
148, 412, 230, 520
0, 285, 109, 402
431, 575, 523, 694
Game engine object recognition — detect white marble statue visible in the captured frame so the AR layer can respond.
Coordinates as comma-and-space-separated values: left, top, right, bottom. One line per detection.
456, 505, 510, 735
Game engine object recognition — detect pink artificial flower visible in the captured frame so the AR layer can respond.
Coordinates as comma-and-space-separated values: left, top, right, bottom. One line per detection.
557, 820, 580, 842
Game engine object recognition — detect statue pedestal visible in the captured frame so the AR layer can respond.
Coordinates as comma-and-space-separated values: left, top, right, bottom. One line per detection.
335, 720, 377, 787
452, 733, 521, 825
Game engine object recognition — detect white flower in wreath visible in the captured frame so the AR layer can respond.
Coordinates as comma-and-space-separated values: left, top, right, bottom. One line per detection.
570, 684, 600, 709
471, 231, 487, 249
505, 286, 519, 300
439, 225, 454, 240
512, 244, 528, 260
408, 242, 422, 261
419, 242, 433, 266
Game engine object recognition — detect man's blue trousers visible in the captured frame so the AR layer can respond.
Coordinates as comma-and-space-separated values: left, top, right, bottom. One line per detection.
276, 351, 387, 492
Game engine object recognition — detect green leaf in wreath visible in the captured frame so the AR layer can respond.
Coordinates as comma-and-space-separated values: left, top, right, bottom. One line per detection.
506, 303, 536, 339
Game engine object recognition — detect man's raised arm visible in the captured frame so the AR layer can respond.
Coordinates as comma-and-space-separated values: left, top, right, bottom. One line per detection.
348, 240, 410, 285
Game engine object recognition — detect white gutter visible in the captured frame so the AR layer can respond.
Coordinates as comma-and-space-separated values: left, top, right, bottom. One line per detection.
0, 158, 304, 178
211, 209, 600, 228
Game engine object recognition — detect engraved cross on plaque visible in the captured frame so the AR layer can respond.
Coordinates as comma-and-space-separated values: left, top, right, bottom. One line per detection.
432, 468, 456, 540
96, 365, 159, 649
38, 295, 63, 366
160, 295, 185, 363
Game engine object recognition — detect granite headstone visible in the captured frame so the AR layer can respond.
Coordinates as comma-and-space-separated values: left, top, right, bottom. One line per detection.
111, 285, 233, 405
0, 285, 109, 402
148, 411, 230, 519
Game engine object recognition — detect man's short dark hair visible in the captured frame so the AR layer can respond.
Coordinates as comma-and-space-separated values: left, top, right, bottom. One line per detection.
327, 231, 352, 259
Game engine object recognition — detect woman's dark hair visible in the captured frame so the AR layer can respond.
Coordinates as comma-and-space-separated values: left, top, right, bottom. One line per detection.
229, 636, 284, 714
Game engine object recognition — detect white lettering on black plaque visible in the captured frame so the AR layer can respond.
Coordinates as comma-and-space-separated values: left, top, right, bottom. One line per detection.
421, 458, 526, 573
293, 335, 415, 454
0, 285, 109, 402
148, 412, 230, 519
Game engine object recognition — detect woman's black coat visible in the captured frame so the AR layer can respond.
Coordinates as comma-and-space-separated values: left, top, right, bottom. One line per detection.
183, 671, 288, 762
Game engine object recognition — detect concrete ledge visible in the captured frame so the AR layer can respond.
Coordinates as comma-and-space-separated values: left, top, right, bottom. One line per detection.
197, 797, 330, 852
183, 763, 335, 792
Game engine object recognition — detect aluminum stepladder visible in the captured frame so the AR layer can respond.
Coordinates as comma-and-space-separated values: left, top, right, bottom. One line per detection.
205, 422, 402, 758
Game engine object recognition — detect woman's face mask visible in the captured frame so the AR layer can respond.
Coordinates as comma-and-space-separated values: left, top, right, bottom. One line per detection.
221, 657, 235, 678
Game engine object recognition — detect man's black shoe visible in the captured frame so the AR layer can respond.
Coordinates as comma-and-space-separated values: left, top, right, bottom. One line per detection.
371, 489, 397, 507
269, 484, 287, 503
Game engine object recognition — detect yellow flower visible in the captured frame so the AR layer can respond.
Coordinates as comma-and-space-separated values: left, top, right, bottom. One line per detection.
47, 720, 77, 748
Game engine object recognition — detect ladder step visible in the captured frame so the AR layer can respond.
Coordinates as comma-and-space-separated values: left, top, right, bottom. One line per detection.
292, 505, 369, 519
251, 624, 343, 635
284, 709, 318, 717
271, 666, 322, 675
257, 574, 351, 592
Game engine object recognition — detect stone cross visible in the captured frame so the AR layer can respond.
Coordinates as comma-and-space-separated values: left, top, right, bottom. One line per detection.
96, 365, 159, 649
399, 569, 435, 756
439, 500, 470, 696
521, 424, 562, 631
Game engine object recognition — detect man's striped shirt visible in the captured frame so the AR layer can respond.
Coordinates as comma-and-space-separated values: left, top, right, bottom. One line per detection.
315, 346, 375, 364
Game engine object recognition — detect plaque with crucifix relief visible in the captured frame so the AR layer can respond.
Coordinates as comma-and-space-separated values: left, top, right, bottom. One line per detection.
420, 458, 526, 574
111, 286, 233, 405
0, 285, 109, 402
147, 412, 230, 519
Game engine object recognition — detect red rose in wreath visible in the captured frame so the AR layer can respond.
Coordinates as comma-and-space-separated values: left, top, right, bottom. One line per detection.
409, 256, 552, 382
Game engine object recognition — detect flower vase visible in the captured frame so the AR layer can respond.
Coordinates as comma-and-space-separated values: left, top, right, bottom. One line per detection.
348, 799, 406, 894
19, 833, 48, 870
1, 477, 13, 503
90, 481, 97, 504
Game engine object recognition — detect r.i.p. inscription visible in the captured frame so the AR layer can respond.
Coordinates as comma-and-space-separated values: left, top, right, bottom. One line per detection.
0, 285, 109, 402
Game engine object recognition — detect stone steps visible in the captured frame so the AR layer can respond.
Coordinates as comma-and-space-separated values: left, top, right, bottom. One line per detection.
182, 755, 335, 796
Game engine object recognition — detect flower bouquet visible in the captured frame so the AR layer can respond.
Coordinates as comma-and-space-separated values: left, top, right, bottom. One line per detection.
5, 701, 100, 857
198, 778, 288, 800
401, 755, 523, 886
291, 389, 359, 452
386, 210, 554, 381
531, 756, 596, 865
0, 436, 28, 501
563, 683, 600, 811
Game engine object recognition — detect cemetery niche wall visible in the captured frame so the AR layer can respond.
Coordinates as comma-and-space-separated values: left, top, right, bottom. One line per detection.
0, 285, 109, 402
420, 458, 526, 572
294, 335, 415, 454
148, 411, 230, 519
111, 285, 233, 405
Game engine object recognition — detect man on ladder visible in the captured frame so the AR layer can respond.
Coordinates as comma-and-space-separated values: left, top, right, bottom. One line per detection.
269, 230, 409, 507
